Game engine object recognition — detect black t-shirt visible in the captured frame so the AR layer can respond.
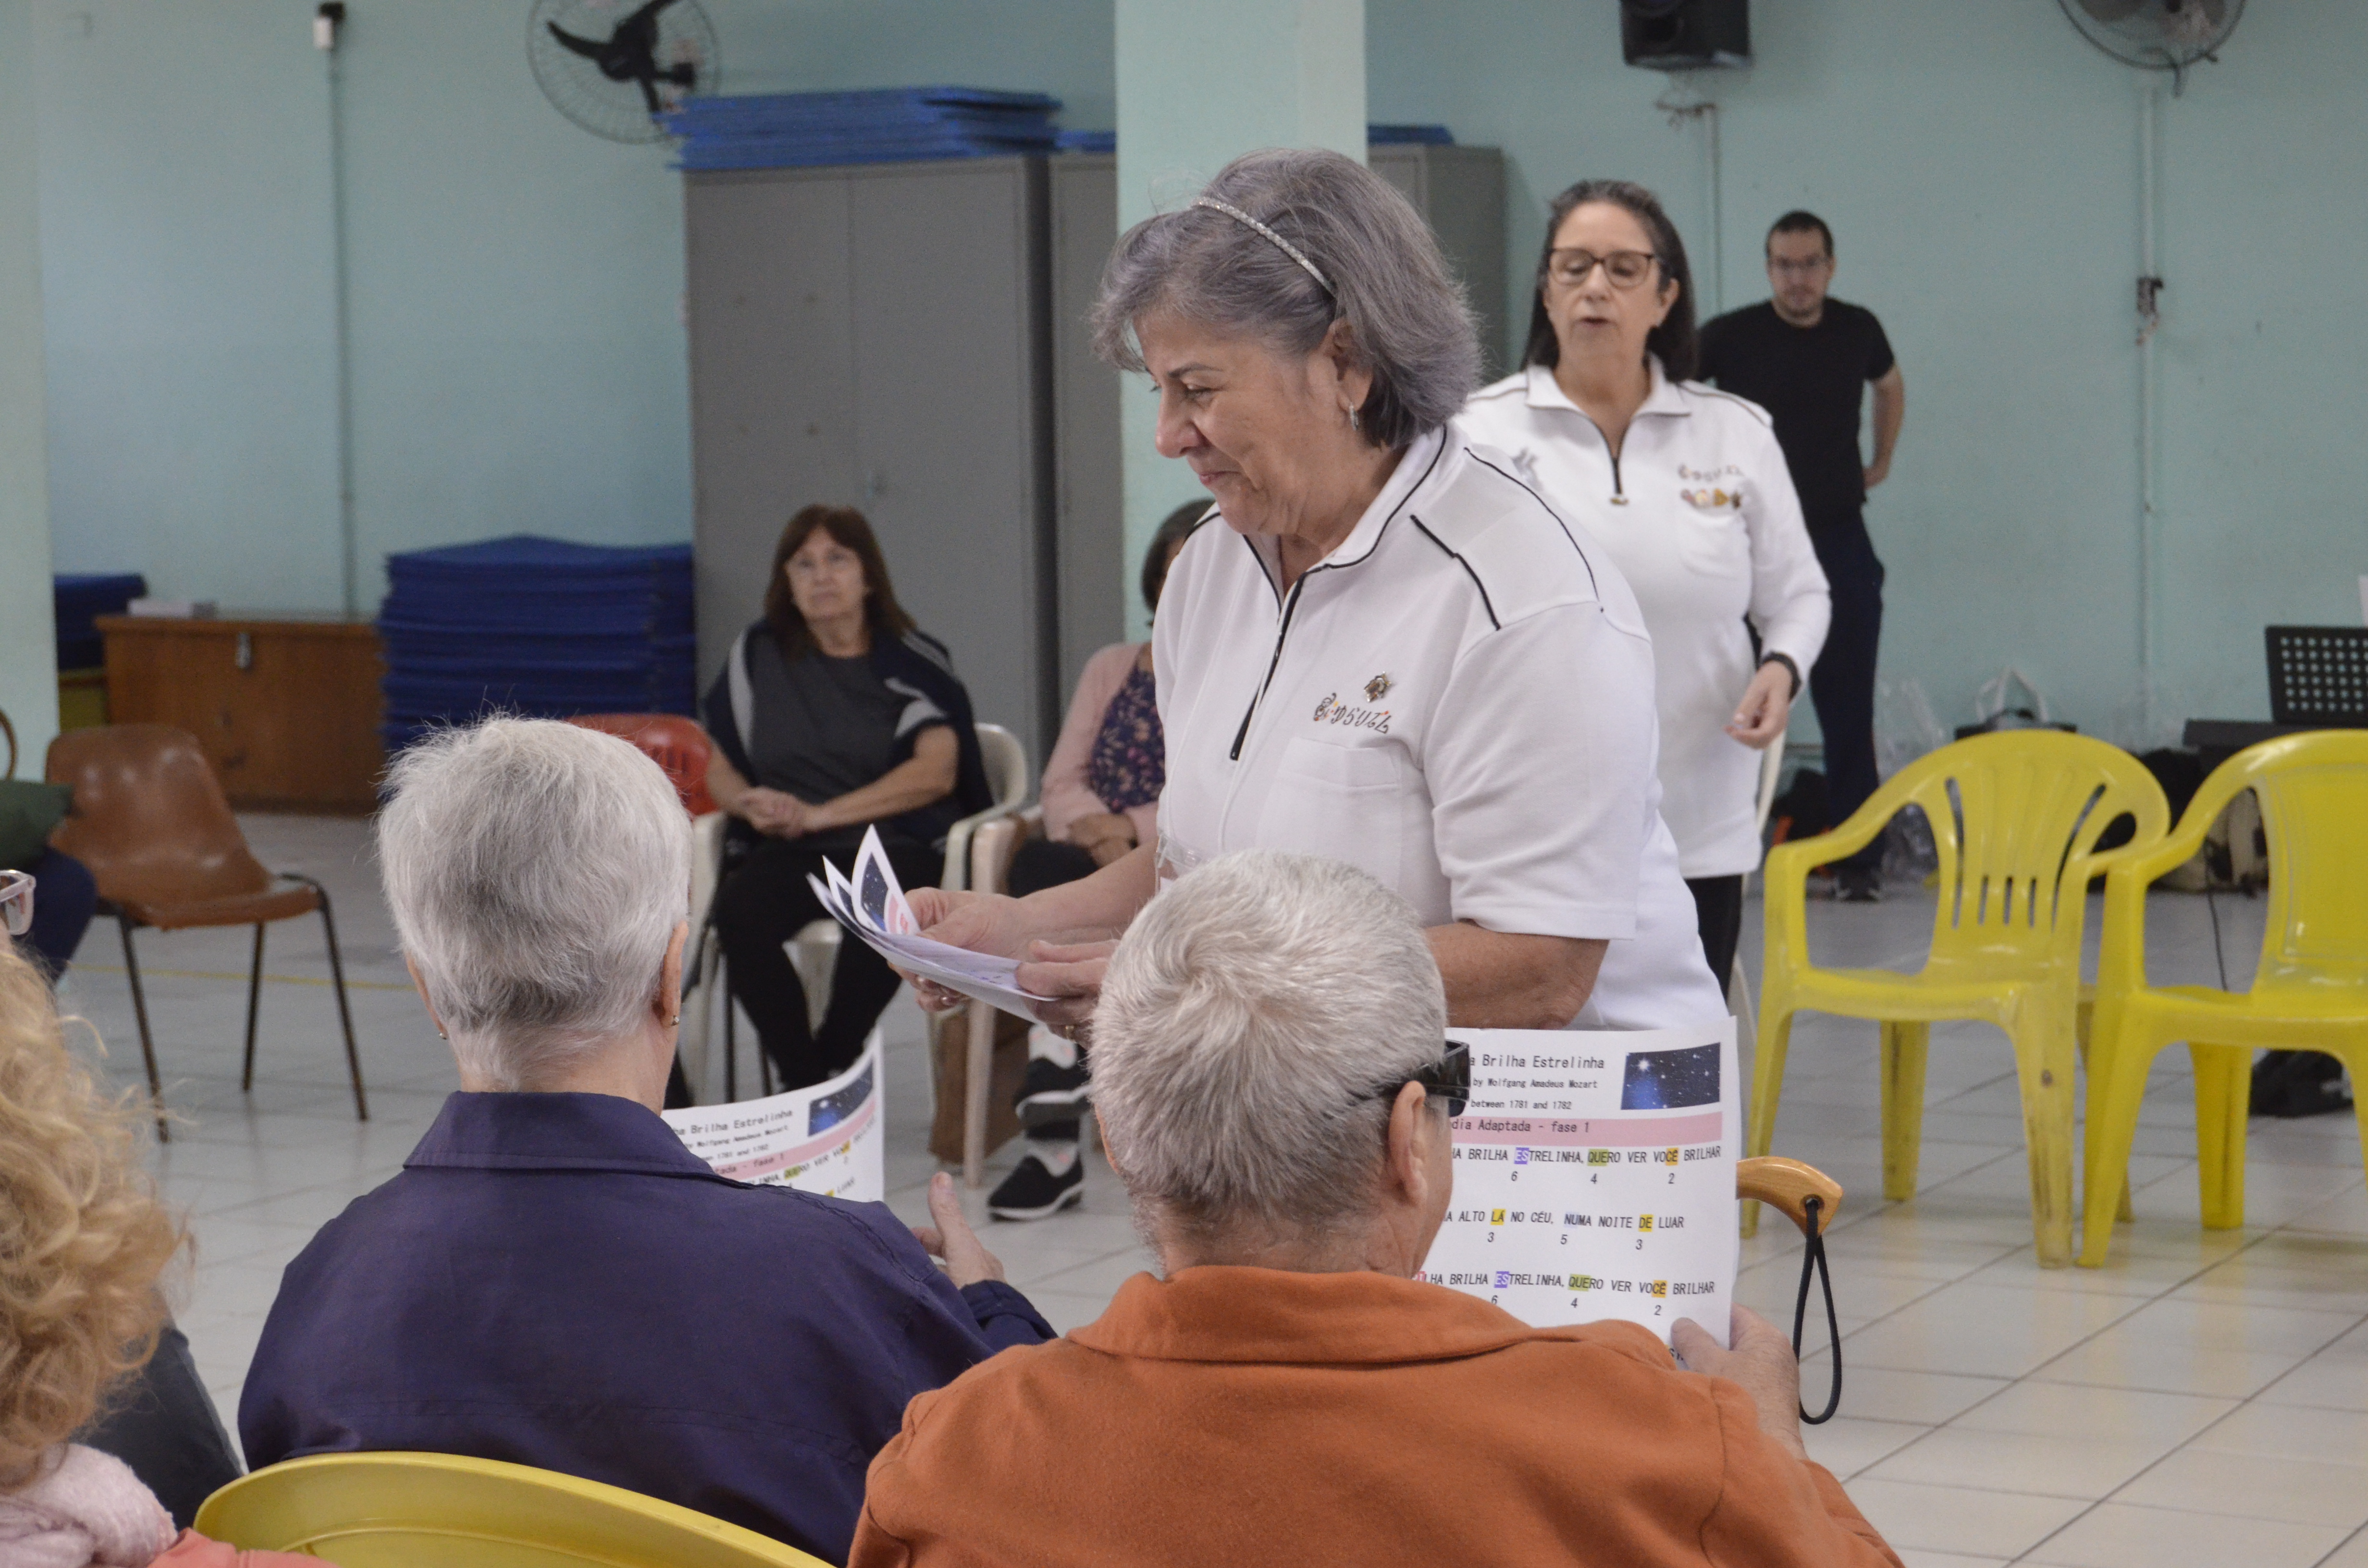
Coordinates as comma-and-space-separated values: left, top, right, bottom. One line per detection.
1696, 299, 1895, 522
742, 636, 919, 849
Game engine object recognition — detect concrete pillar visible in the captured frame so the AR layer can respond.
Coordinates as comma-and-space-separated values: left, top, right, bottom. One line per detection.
0, 0, 59, 767
1112, 0, 1364, 635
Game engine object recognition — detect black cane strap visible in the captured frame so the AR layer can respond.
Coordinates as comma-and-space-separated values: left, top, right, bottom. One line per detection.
1791, 1194, 1843, 1424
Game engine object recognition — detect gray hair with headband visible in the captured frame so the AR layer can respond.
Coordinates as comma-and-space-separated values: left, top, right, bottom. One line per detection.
1091, 148, 1480, 451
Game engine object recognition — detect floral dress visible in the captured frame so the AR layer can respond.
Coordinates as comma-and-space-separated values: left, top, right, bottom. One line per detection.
1085, 663, 1164, 814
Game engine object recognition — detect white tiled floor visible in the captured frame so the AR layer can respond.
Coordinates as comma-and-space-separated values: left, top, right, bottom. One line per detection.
48, 815, 2368, 1568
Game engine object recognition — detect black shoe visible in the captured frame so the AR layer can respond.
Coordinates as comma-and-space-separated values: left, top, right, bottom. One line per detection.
1837, 866, 1884, 903
988, 1153, 1084, 1220
2251, 1051, 2354, 1119
1014, 1056, 1091, 1129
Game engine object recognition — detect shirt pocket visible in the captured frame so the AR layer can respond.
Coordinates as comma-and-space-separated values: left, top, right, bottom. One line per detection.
1255, 738, 1406, 891
1672, 486, 1751, 580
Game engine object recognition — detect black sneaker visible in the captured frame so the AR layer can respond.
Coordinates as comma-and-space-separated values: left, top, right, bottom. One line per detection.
1015, 1056, 1092, 1129
2252, 1051, 2355, 1119
988, 1153, 1084, 1220
1837, 866, 1884, 903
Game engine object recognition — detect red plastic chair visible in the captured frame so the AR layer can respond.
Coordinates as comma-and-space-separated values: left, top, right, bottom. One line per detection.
566, 714, 717, 816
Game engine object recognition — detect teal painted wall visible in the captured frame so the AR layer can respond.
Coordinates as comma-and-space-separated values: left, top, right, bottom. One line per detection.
34, 0, 1110, 613
1368, 0, 2368, 739
1, 0, 59, 765
33, 1, 2368, 737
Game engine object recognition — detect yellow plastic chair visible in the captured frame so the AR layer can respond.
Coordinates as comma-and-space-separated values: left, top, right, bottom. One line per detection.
2078, 731, 2368, 1267
193, 1451, 831, 1567
1749, 731, 2169, 1266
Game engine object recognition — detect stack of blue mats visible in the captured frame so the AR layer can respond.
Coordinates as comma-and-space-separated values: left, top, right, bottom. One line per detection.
53, 574, 148, 671
663, 86, 1061, 171
1050, 125, 1452, 156
377, 536, 694, 753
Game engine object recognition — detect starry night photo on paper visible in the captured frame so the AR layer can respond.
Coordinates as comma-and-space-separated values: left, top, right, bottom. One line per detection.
1620, 1042, 1721, 1110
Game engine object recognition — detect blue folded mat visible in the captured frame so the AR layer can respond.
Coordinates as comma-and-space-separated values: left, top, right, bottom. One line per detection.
379, 535, 695, 749
53, 573, 148, 671
665, 86, 1063, 172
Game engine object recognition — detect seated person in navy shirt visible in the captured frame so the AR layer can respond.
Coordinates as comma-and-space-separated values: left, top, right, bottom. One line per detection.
238, 718, 1051, 1563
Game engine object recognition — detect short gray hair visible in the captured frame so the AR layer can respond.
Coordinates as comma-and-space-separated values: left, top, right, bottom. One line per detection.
1092, 148, 1481, 450
377, 718, 690, 1089
1090, 850, 1447, 1245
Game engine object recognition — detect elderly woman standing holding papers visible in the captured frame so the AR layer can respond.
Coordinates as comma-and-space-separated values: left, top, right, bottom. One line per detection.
1463, 180, 1828, 991
914, 148, 1724, 1037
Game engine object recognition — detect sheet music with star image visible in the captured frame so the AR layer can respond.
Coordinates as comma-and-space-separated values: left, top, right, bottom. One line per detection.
1418, 1019, 1739, 1347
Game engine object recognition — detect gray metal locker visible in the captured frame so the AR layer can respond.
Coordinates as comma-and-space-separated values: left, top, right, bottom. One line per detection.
1048, 153, 1124, 699
1369, 144, 1510, 379
685, 157, 1059, 759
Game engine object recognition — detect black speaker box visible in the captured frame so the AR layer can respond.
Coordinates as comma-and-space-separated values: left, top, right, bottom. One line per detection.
1620, 0, 1751, 71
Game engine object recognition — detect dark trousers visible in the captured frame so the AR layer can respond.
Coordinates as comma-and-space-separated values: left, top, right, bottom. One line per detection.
12, 847, 97, 979
712, 835, 940, 1091
1685, 874, 1744, 998
78, 1318, 241, 1528
1004, 836, 1101, 1145
1807, 512, 1886, 873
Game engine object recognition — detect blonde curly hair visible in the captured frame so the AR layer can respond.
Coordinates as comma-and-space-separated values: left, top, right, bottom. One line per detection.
0, 945, 185, 1488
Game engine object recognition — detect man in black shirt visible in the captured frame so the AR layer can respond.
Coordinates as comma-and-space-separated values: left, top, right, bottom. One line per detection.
1698, 210, 1905, 899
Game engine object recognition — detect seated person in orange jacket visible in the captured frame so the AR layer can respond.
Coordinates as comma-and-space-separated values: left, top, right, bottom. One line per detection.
851, 850, 1902, 1568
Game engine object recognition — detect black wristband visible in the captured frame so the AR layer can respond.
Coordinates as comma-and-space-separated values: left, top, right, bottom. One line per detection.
1760, 652, 1802, 700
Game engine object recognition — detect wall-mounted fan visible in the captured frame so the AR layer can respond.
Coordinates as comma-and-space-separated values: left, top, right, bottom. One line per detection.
2059, 0, 2244, 93
528, 0, 719, 143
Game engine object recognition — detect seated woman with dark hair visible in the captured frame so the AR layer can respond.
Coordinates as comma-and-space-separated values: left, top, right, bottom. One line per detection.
987, 499, 1201, 1222
703, 505, 992, 1090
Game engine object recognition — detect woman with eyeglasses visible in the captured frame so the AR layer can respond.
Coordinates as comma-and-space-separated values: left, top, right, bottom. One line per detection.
908, 150, 1725, 1051
1462, 181, 1831, 998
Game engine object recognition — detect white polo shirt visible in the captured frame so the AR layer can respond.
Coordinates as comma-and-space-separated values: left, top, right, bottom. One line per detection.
1462, 361, 1830, 878
1151, 422, 1726, 1030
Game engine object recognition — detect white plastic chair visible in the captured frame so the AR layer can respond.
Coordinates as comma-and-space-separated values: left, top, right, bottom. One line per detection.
1729, 729, 1788, 1041
677, 809, 732, 1102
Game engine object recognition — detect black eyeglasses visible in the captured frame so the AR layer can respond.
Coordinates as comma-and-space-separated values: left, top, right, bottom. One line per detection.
1360, 1040, 1470, 1119
1545, 248, 1659, 290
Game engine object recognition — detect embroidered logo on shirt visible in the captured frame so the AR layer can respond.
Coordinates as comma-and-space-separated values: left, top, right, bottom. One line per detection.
1678, 487, 1743, 511
1364, 673, 1393, 702
1311, 692, 1392, 735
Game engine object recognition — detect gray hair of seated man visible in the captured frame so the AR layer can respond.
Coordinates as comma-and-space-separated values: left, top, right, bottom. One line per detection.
1090, 147, 1481, 452
377, 717, 690, 1090
1090, 849, 1448, 1248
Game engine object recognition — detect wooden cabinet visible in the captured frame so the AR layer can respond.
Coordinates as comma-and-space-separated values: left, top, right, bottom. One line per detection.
96, 616, 385, 812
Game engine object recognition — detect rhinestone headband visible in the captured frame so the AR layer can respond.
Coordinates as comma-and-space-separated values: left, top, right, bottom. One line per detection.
1190, 196, 1334, 295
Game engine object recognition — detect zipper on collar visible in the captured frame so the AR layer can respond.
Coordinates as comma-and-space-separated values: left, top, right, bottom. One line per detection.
1230, 575, 1308, 761
1574, 411, 1629, 505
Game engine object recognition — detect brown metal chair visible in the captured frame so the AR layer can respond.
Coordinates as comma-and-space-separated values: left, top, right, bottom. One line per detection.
45, 725, 365, 1137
